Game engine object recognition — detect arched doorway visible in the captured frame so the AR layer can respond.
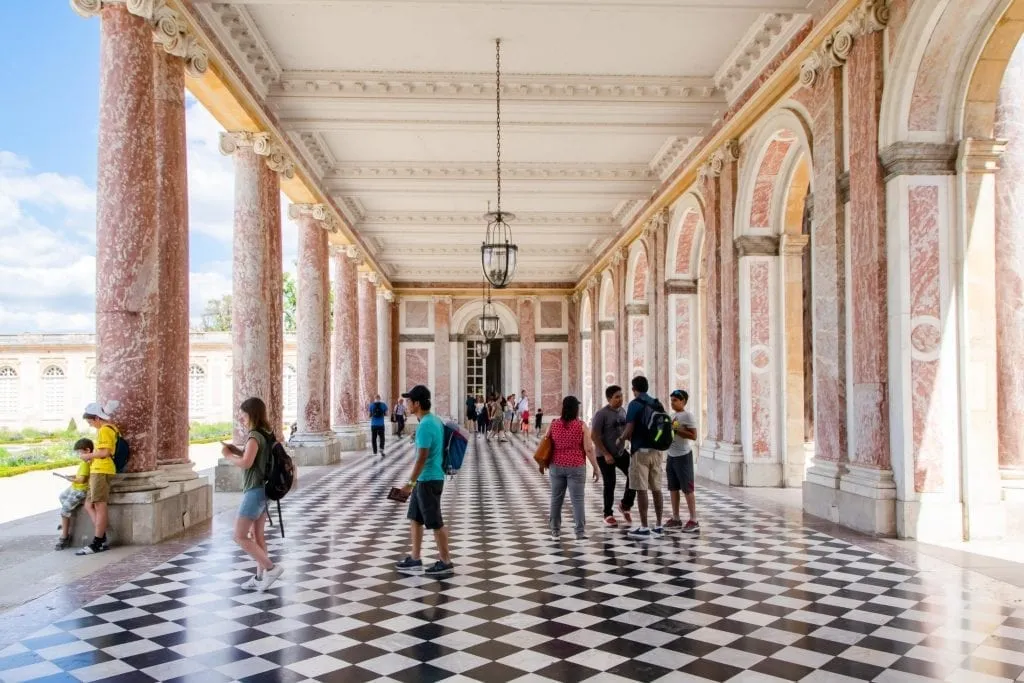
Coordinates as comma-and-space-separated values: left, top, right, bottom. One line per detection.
450, 300, 521, 422
734, 108, 814, 488
666, 192, 705, 439
625, 242, 652, 391
580, 293, 594, 419
598, 270, 618, 393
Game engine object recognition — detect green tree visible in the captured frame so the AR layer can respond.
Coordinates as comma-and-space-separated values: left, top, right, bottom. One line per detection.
200, 295, 232, 332
283, 271, 297, 333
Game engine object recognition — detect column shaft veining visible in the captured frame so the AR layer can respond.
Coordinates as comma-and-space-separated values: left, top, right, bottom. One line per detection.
295, 213, 330, 434
358, 272, 378, 415
332, 248, 360, 430
153, 49, 190, 468
95, 4, 160, 475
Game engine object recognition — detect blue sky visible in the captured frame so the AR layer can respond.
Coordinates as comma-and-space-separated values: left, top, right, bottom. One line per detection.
0, 3, 297, 333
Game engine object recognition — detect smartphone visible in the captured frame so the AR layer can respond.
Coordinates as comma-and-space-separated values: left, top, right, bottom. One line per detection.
388, 487, 410, 503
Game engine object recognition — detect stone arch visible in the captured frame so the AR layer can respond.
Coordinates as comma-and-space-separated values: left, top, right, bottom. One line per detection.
598, 269, 616, 321
580, 292, 594, 418
736, 107, 814, 237
598, 269, 618, 386
667, 192, 705, 279
450, 299, 520, 338
580, 292, 592, 332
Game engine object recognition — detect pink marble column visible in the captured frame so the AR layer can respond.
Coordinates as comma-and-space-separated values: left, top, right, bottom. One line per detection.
378, 290, 393, 402
702, 175, 723, 442
651, 215, 670, 397
295, 212, 330, 434
358, 272, 378, 415
265, 177, 283, 437
809, 66, 848, 465
616, 255, 630, 384
719, 156, 742, 446
568, 296, 580, 399
225, 138, 274, 445
520, 297, 536, 404
589, 281, 602, 411
332, 247, 360, 428
153, 50, 189, 467
847, 30, 890, 470
996, 40, 1024, 473
95, 5, 160, 475
433, 296, 452, 416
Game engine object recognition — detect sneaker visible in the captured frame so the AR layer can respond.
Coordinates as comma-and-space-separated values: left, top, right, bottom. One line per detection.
395, 556, 424, 574
424, 561, 455, 577
75, 541, 108, 556
627, 527, 651, 540
54, 536, 71, 551
257, 564, 284, 592
549, 531, 560, 541
575, 533, 587, 541
682, 520, 701, 533
652, 526, 664, 536
664, 518, 683, 529
603, 515, 618, 527
618, 502, 632, 524
240, 574, 261, 591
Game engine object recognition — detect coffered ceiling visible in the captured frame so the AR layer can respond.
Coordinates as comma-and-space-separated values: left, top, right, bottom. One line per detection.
193, 0, 814, 287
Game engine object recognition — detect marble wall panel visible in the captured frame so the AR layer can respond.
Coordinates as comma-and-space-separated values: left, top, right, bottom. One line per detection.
520, 298, 536, 403
675, 211, 701, 277
601, 275, 616, 319
746, 259, 776, 460
720, 159, 742, 445
909, 185, 946, 493
405, 301, 429, 329
405, 348, 429, 389
540, 348, 564, 417
582, 339, 593, 417
750, 138, 796, 231
601, 329, 618, 387
433, 298, 451, 416
540, 301, 563, 329
632, 251, 649, 303
673, 296, 692, 391
629, 316, 647, 379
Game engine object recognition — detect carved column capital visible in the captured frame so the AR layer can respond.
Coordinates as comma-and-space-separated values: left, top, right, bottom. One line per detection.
288, 203, 337, 232
345, 245, 362, 262
570, 292, 580, 304
779, 234, 810, 256
801, 0, 889, 88
366, 272, 380, 285
382, 289, 395, 302
957, 138, 1009, 174
71, 1, 208, 76
586, 276, 599, 291
431, 294, 453, 304
219, 131, 294, 178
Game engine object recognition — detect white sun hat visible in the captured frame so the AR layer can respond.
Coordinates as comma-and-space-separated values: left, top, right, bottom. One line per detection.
83, 400, 120, 421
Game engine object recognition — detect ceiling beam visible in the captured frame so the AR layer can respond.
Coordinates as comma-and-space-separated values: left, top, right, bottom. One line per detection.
282, 118, 705, 136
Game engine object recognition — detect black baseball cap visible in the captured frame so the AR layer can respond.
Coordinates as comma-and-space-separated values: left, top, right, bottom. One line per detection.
402, 385, 431, 402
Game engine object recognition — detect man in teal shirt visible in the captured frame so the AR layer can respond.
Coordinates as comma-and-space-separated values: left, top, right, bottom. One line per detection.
395, 385, 454, 577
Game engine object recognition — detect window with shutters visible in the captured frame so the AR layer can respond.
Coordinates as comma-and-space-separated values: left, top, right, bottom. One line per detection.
189, 365, 206, 418
0, 367, 17, 417
42, 365, 66, 419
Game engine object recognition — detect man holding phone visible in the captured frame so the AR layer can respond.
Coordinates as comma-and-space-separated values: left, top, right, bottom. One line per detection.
394, 385, 454, 577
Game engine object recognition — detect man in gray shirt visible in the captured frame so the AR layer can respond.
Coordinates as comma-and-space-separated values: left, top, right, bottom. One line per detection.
590, 385, 636, 527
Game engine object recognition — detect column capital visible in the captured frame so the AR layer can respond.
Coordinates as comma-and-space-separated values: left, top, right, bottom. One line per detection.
779, 233, 810, 256
289, 203, 338, 232
71, 1, 208, 76
957, 137, 1009, 174
367, 271, 380, 285
800, 0, 890, 88
431, 294, 453, 304
570, 291, 581, 304
699, 139, 739, 181
219, 131, 295, 178
382, 289, 395, 302
586, 276, 599, 291
735, 234, 780, 257
611, 248, 626, 266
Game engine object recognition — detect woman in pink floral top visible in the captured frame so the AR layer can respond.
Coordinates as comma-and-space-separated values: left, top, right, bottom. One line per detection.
542, 396, 599, 541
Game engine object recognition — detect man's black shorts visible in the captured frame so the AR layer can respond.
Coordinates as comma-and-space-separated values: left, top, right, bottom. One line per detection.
407, 480, 445, 530
666, 452, 695, 494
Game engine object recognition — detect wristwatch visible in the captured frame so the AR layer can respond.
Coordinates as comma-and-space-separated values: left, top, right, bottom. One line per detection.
407, 479, 417, 487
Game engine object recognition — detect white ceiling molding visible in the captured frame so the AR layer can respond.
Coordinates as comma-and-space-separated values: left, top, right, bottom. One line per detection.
649, 136, 702, 181
338, 196, 367, 224
612, 199, 645, 228
274, 71, 723, 103
197, 3, 282, 95
326, 163, 655, 181
713, 13, 810, 105
198, 0, 816, 8
356, 212, 617, 226
290, 132, 336, 178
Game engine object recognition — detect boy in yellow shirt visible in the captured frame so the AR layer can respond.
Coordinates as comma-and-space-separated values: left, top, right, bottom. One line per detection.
78, 401, 120, 555
56, 438, 93, 550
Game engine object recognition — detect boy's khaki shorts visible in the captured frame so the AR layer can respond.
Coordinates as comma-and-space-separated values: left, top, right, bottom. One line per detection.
87, 473, 114, 503
628, 449, 664, 491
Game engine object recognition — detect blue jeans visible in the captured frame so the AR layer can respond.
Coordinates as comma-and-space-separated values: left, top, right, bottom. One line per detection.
549, 464, 586, 535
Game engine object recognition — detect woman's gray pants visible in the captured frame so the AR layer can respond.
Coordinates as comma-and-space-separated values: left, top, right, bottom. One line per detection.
549, 464, 586, 535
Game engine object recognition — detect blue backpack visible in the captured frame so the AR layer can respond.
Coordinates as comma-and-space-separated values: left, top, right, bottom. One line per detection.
442, 420, 468, 475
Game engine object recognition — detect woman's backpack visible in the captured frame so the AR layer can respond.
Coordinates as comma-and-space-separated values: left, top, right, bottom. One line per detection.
258, 430, 295, 501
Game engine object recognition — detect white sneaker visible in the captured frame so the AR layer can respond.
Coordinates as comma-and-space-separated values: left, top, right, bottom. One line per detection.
240, 574, 261, 591
258, 564, 284, 592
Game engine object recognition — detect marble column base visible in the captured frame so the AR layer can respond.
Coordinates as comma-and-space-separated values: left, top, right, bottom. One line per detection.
289, 432, 342, 466
803, 457, 845, 524
696, 440, 743, 485
784, 442, 815, 488
70, 474, 212, 547
837, 464, 897, 536
159, 461, 199, 483
896, 496, 964, 541
215, 459, 244, 492
1001, 468, 1024, 502
333, 426, 367, 452
743, 461, 782, 488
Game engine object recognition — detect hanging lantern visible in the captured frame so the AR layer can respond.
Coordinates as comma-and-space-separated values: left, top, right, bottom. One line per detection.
474, 338, 491, 359
480, 38, 517, 288
479, 301, 502, 340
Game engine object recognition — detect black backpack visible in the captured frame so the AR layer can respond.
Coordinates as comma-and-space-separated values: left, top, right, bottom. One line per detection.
113, 432, 130, 473
640, 397, 674, 451
258, 429, 295, 501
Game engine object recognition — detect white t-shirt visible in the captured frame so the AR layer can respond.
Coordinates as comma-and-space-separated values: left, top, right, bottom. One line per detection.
668, 410, 696, 457
517, 397, 529, 414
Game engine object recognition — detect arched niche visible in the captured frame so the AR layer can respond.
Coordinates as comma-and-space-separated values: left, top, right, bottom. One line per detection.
667, 192, 706, 280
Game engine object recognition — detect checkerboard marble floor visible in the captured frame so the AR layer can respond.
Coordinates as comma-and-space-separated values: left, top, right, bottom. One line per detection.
2, 434, 1024, 682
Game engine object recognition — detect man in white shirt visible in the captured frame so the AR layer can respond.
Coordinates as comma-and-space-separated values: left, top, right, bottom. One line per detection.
665, 389, 699, 533
516, 391, 530, 437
